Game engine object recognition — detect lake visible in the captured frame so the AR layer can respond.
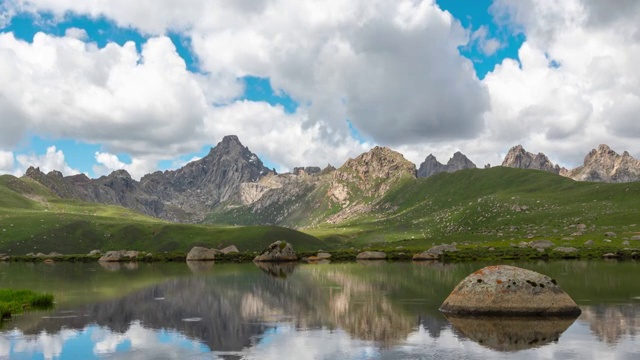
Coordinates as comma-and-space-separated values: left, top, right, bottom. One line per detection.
0, 260, 639, 359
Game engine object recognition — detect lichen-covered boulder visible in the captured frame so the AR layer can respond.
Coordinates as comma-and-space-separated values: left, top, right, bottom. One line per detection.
316, 252, 332, 259
356, 251, 387, 260
186, 246, 217, 261
220, 245, 239, 254
88, 250, 102, 256
440, 265, 581, 316
254, 241, 297, 262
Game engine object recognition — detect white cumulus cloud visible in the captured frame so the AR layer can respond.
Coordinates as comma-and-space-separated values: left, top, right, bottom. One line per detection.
15, 146, 80, 176
0, 150, 14, 173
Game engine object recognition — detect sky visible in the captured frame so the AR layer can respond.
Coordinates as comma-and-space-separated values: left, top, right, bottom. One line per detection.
0, 0, 639, 179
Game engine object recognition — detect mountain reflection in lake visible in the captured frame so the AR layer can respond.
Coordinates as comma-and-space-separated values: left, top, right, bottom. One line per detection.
0, 261, 639, 359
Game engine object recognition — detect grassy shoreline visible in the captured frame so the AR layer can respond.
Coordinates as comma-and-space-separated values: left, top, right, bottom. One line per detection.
2, 243, 638, 264
0, 289, 54, 320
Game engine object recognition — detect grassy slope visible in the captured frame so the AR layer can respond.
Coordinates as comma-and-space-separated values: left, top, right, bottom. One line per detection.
299, 167, 640, 247
0, 175, 326, 254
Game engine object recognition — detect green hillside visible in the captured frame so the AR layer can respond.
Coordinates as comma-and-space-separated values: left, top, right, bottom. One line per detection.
311, 167, 640, 246
207, 167, 640, 249
0, 175, 326, 255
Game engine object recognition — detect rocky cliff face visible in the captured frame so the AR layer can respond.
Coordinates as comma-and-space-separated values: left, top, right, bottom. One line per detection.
329, 146, 416, 204
501, 145, 562, 174
562, 144, 640, 183
24, 135, 271, 222
417, 152, 476, 178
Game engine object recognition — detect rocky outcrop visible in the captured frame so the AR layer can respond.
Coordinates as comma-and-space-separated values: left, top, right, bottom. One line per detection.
440, 265, 581, 316
417, 152, 476, 178
326, 147, 416, 220
253, 241, 297, 262
501, 145, 562, 174
562, 144, 640, 183
293, 166, 321, 175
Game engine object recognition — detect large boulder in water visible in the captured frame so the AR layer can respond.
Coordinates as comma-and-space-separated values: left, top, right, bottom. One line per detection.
253, 241, 297, 262
186, 246, 217, 261
440, 265, 581, 316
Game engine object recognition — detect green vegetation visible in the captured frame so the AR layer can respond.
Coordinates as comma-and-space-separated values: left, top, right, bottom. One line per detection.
0, 289, 53, 319
0, 175, 326, 255
1, 167, 640, 262
302, 167, 640, 248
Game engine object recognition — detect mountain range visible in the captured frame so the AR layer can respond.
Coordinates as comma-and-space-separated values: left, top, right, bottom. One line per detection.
21, 136, 640, 226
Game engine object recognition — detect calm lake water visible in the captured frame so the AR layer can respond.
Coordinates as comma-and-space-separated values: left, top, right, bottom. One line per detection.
0, 260, 639, 359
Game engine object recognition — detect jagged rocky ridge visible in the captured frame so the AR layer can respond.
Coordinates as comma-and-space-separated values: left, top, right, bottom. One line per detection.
501, 145, 562, 174
501, 144, 640, 183
417, 152, 476, 178
562, 144, 640, 182
22, 136, 640, 226
24, 135, 271, 222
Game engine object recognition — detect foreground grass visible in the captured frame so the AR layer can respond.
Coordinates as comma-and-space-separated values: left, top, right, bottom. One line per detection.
0, 289, 54, 319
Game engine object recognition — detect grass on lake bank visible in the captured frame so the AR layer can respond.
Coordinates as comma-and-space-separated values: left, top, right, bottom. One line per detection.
0, 289, 54, 319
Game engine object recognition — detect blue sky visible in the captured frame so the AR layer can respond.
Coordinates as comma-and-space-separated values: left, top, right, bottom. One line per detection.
0, 0, 637, 178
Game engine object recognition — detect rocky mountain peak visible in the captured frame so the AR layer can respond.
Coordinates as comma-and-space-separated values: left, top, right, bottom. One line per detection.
327, 147, 414, 202
447, 151, 476, 172
107, 169, 132, 179
501, 145, 560, 174
417, 151, 476, 178
341, 146, 417, 180
564, 144, 640, 183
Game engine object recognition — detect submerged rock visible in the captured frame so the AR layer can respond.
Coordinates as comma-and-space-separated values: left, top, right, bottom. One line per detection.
186, 247, 217, 261
440, 265, 581, 316
356, 251, 387, 260
253, 241, 297, 262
